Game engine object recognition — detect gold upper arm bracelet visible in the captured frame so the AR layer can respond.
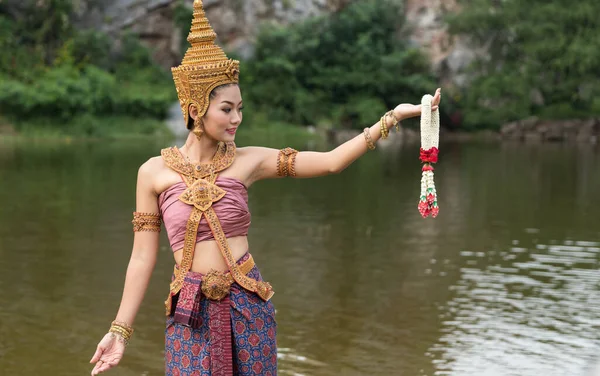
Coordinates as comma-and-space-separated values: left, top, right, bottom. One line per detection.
132, 212, 162, 232
276, 147, 299, 177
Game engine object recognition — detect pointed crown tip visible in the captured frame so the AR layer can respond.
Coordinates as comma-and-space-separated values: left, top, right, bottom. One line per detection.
172, 0, 239, 125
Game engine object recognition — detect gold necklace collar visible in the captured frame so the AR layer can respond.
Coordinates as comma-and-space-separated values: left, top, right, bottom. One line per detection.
161, 142, 236, 180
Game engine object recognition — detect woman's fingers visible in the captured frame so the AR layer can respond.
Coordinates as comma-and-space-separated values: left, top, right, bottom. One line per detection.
90, 345, 104, 363
433, 88, 441, 106
98, 361, 113, 373
91, 359, 114, 375
91, 361, 102, 375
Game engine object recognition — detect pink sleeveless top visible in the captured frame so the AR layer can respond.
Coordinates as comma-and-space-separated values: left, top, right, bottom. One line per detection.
158, 176, 251, 252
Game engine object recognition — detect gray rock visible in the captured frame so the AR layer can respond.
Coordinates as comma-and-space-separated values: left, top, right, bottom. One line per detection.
524, 132, 542, 143
577, 118, 599, 142
520, 116, 539, 131
500, 121, 520, 135
501, 117, 598, 143
542, 122, 564, 142
504, 130, 524, 141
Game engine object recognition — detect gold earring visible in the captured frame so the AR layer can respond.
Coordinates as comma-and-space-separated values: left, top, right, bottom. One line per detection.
192, 116, 203, 140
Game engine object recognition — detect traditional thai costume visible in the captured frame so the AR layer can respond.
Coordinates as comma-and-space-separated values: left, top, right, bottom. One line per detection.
133, 1, 296, 374
158, 144, 277, 376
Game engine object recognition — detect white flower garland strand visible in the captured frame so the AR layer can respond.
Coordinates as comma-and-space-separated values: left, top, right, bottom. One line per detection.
418, 94, 440, 218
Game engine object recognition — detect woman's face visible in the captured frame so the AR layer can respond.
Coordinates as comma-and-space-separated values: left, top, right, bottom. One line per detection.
198, 85, 243, 142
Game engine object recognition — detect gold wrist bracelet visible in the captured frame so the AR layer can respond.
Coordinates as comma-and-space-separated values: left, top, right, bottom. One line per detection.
109, 320, 134, 342
363, 128, 376, 150
379, 116, 389, 139
385, 110, 401, 132
109, 331, 130, 346
111, 320, 134, 332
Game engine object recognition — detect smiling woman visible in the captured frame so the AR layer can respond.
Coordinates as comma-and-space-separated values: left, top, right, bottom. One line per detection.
89, 0, 441, 375
186, 85, 244, 141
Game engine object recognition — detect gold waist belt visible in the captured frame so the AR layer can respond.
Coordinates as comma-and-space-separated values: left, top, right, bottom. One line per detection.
198, 254, 255, 301
172, 254, 256, 302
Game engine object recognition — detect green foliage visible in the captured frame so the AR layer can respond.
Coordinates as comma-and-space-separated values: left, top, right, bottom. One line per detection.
0, 1, 175, 134
0, 65, 113, 118
71, 30, 113, 70
0, 62, 173, 121
241, 0, 434, 129
0, 0, 75, 77
448, 0, 600, 130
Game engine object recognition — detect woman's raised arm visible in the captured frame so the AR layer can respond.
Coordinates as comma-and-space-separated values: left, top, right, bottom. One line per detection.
249, 89, 441, 182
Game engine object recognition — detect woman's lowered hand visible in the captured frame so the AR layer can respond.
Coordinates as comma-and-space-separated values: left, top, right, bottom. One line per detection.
90, 332, 125, 375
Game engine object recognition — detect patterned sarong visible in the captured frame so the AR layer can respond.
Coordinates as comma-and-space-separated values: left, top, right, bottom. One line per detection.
165, 255, 277, 375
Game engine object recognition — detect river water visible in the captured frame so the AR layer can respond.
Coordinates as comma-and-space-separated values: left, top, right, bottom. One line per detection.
0, 135, 599, 375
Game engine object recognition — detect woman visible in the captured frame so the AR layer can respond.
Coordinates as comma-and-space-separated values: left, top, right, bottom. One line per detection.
90, 1, 441, 375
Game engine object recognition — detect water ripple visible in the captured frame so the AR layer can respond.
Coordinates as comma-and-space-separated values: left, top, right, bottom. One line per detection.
430, 239, 600, 376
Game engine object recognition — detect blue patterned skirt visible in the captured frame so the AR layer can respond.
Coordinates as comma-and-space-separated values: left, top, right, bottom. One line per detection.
165, 254, 277, 376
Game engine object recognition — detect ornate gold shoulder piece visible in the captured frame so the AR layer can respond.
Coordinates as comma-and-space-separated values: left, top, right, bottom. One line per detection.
161, 147, 194, 176
160, 142, 237, 181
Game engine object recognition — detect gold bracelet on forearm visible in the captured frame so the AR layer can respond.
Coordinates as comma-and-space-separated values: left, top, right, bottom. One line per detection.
379, 110, 401, 139
385, 110, 401, 132
109, 320, 134, 344
379, 115, 389, 139
111, 320, 133, 333
109, 331, 129, 346
363, 128, 376, 150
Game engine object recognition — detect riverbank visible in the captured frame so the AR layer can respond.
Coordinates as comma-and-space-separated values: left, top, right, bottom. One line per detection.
0, 115, 322, 148
0, 115, 172, 141
5, 114, 597, 147
500, 117, 600, 143
326, 126, 501, 145
326, 118, 600, 145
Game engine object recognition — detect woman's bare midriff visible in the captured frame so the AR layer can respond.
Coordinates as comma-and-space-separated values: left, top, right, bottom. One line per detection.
172, 235, 249, 274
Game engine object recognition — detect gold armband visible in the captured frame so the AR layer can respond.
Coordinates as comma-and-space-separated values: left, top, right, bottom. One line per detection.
132, 212, 161, 232
276, 147, 298, 177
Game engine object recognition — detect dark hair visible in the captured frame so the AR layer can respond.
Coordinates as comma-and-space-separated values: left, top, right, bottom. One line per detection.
186, 83, 238, 130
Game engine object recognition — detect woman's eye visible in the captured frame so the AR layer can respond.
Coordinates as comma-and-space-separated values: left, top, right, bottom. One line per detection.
223, 108, 231, 113
239, 107, 244, 111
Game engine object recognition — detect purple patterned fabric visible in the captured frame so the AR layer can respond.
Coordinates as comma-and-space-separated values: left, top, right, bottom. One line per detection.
165, 260, 277, 376
208, 298, 233, 375
158, 177, 251, 252
172, 270, 203, 327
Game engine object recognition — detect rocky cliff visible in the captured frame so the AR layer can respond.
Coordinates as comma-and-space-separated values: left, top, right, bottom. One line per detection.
75, 0, 475, 86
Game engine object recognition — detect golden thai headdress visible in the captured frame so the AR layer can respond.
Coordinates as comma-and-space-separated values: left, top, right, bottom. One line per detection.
172, 0, 240, 125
